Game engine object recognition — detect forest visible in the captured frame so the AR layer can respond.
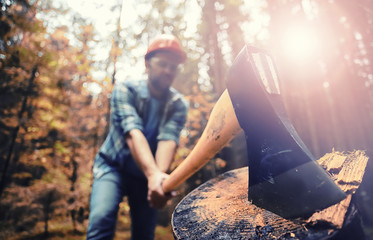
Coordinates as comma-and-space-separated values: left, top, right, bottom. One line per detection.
0, 0, 372, 239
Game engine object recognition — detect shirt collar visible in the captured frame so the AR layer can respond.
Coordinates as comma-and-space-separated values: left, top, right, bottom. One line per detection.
138, 79, 177, 103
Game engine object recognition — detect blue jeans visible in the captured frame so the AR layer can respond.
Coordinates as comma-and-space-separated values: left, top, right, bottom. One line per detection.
86, 169, 158, 240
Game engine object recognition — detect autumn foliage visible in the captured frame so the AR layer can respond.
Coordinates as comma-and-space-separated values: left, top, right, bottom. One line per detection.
0, 0, 373, 239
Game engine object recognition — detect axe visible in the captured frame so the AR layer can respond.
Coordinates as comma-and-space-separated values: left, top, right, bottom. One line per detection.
163, 45, 346, 219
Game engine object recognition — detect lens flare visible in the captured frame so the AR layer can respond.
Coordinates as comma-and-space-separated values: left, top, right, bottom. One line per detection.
280, 25, 320, 62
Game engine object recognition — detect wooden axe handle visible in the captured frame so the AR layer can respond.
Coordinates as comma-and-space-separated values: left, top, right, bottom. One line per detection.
162, 90, 242, 193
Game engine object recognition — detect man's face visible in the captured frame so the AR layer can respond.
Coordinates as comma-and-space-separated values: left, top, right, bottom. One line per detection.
146, 51, 181, 96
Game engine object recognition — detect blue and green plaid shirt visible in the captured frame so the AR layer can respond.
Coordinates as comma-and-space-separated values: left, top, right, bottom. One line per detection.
93, 79, 188, 179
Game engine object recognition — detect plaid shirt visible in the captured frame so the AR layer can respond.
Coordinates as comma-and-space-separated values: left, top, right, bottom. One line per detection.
93, 79, 188, 179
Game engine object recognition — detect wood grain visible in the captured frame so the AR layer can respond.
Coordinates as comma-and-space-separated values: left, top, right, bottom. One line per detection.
172, 151, 368, 239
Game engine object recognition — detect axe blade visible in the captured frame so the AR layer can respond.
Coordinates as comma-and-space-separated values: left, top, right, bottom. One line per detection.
226, 45, 346, 219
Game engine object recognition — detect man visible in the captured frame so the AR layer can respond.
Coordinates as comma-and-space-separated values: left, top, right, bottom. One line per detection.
87, 34, 188, 240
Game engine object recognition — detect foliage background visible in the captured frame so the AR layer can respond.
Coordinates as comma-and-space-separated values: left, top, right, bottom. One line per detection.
0, 0, 372, 239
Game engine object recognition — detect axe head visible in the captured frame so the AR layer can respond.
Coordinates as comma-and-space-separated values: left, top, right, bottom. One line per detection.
226, 45, 346, 219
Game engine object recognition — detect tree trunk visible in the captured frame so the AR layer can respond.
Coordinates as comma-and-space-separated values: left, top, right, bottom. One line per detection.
204, 0, 226, 95
172, 150, 368, 239
0, 65, 38, 198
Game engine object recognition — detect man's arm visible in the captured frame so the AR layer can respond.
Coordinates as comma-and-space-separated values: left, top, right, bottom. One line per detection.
155, 140, 177, 173
125, 129, 172, 209
126, 129, 160, 178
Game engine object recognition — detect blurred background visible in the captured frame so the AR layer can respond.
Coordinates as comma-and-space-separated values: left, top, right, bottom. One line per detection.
0, 0, 372, 239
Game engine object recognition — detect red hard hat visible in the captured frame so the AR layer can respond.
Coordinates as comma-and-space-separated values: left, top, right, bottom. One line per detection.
145, 34, 186, 63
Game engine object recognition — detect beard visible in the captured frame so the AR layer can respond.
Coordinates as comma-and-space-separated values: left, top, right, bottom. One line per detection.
149, 74, 173, 94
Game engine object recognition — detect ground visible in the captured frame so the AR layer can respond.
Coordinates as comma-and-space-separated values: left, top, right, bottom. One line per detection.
9, 200, 175, 240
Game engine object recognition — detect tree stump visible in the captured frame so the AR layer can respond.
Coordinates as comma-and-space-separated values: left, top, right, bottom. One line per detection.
172, 151, 368, 239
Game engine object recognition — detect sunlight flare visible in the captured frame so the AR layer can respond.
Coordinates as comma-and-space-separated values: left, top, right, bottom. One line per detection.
280, 25, 321, 62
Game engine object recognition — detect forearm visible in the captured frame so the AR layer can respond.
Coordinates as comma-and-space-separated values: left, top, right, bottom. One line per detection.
125, 129, 160, 179
126, 129, 175, 209
155, 140, 177, 173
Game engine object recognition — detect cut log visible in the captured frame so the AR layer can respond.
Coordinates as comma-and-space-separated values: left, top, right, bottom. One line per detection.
172, 150, 368, 239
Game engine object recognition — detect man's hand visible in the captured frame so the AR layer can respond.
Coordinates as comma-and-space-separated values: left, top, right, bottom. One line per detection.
125, 130, 177, 208
147, 171, 176, 209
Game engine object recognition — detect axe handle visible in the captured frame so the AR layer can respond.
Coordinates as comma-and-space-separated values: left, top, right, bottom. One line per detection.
162, 90, 242, 193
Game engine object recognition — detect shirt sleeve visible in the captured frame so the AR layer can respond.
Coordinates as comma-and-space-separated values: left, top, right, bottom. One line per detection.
158, 97, 188, 144
111, 82, 144, 135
